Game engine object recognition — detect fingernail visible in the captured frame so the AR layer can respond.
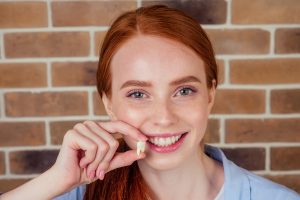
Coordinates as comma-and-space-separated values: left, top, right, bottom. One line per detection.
89, 170, 95, 180
99, 170, 105, 180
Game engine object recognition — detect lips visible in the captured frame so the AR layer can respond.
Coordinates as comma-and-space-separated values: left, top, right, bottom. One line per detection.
146, 132, 189, 153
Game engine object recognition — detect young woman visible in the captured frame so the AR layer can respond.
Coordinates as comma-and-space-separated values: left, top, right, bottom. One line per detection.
1, 5, 299, 200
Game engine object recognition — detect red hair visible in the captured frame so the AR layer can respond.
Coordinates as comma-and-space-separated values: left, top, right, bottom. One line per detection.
85, 4, 218, 200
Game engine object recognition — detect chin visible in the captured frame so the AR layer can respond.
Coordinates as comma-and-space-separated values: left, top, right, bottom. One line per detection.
138, 148, 191, 171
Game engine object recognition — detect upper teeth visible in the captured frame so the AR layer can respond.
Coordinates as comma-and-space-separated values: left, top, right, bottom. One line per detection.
149, 135, 182, 147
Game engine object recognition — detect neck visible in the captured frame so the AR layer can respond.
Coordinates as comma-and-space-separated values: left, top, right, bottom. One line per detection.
137, 147, 224, 200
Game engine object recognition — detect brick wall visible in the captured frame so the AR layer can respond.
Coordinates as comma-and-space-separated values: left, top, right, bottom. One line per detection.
0, 0, 300, 193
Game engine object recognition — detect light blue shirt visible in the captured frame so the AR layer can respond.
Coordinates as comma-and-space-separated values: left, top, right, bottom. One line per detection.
53, 145, 300, 200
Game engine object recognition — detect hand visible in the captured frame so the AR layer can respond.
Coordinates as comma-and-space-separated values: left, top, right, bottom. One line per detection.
50, 120, 148, 194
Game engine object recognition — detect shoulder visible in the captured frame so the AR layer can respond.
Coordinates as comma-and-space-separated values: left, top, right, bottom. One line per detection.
244, 170, 300, 200
53, 185, 86, 200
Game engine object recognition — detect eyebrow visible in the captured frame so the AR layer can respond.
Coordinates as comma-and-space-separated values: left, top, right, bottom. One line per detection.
120, 75, 202, 89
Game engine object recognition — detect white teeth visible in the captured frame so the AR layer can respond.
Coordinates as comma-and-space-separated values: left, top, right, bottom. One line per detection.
149, 134, 183, 147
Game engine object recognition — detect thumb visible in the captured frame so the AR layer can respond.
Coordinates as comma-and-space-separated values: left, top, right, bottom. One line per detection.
106, 150, 146, 172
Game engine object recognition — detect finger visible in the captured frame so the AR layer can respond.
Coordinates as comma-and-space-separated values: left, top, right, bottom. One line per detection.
97, 120, 148, 142
106, 150, 146, 173
63, 130, 98, 169
83, 121, 119, 177
74, 123, 109, 179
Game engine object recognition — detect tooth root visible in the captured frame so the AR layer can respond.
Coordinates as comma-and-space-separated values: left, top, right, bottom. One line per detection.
137, 141, 146, 156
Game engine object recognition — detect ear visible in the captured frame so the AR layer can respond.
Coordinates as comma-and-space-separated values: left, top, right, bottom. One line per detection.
101, 92, 117, 120
207, 79, 216, 114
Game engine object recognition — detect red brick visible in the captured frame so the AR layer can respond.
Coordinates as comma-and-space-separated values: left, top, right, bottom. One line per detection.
0, 122, 45, 147
226, 119, 300, 143
276, 28, 300, 54
9, 150, 59, 174
52, 1, 136, 26
4, 32, 89, 58
265, 175, 300, 193
232, 0, 300, 24
203, 119, 220, 143
9, 150, 58, 174
0, 2, 47, 28
94, 31, 107, 56
142, 0, 227, 24
0, 152, 5, 174
206, 29, 270, 54
230, 59, 300, 84
271, 147, 300, 170
212, 89, 265, 114
0, 63, 47, 88
93, 91, 108, 116
5, 92, 88, 117
52, 62, 97, 86
0, 179, 30, 193
222, 148, 265, 170
50, 120, 81, 145
271, 89, 300, 113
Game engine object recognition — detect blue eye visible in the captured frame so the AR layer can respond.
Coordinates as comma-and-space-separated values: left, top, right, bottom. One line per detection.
176, 87, 196, 96
127, 90, 146, 99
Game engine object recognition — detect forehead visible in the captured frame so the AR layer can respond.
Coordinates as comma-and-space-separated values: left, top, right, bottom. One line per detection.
110, 35, 205, 86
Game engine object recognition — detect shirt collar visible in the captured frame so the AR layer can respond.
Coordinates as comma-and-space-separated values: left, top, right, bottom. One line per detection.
204, 145, 251, 200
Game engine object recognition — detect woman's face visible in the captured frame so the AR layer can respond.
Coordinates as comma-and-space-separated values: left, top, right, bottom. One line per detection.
102, 35, 216, 170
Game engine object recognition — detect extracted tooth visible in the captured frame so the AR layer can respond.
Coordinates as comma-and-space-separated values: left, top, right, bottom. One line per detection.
137, 141, 146, 156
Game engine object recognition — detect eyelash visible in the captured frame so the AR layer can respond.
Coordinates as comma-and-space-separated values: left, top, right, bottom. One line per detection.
126, 86, 197, 99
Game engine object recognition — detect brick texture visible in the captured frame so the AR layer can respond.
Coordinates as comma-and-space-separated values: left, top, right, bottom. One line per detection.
275, 28, 300, 54
9, 150, 59, 174
206, 29, 270, 54
0, 152, 4, 174
232, 0, 300, 24
222, 148, 265, 171
0, 63, 47, 88
5, 92, 88, 117
50, 120, 81, 145
271, 89, 300, 113
52, 62, 97, 86
0, 2, 47, 28
204, 119, 220, 143
94, 31, 107, 56
230, 59, 300, 84
0, 122, 45, 147
226, 119, 300, 143
52, 1, 137, 26
142, 0, 227, 24
211, 89, 265, 114
0, 0, 299, 194
4, 32, 90, 58
271, 147, 300, 170
93, 91, 108, 116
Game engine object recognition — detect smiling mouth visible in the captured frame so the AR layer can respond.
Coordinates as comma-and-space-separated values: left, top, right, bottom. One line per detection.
148, 132, 188, 147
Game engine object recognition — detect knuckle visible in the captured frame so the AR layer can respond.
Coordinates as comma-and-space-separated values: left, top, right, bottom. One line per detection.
64, 130, 74, 140
110, 140, 119, 150
83, 120, 94, 126
74, 123, 85, 130
88, 143, 97, 152
99, 143, 109, 153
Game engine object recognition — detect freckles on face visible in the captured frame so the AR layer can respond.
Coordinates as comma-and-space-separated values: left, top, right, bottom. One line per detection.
108, 35, 211, 151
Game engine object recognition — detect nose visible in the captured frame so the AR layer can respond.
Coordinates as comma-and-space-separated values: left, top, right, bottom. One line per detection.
151, 99, 179, 127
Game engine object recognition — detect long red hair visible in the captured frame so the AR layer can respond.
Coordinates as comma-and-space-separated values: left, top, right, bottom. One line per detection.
84, 4, 218, 200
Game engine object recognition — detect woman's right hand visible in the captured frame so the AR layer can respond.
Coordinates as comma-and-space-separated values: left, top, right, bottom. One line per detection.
50, 120, 148, 194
